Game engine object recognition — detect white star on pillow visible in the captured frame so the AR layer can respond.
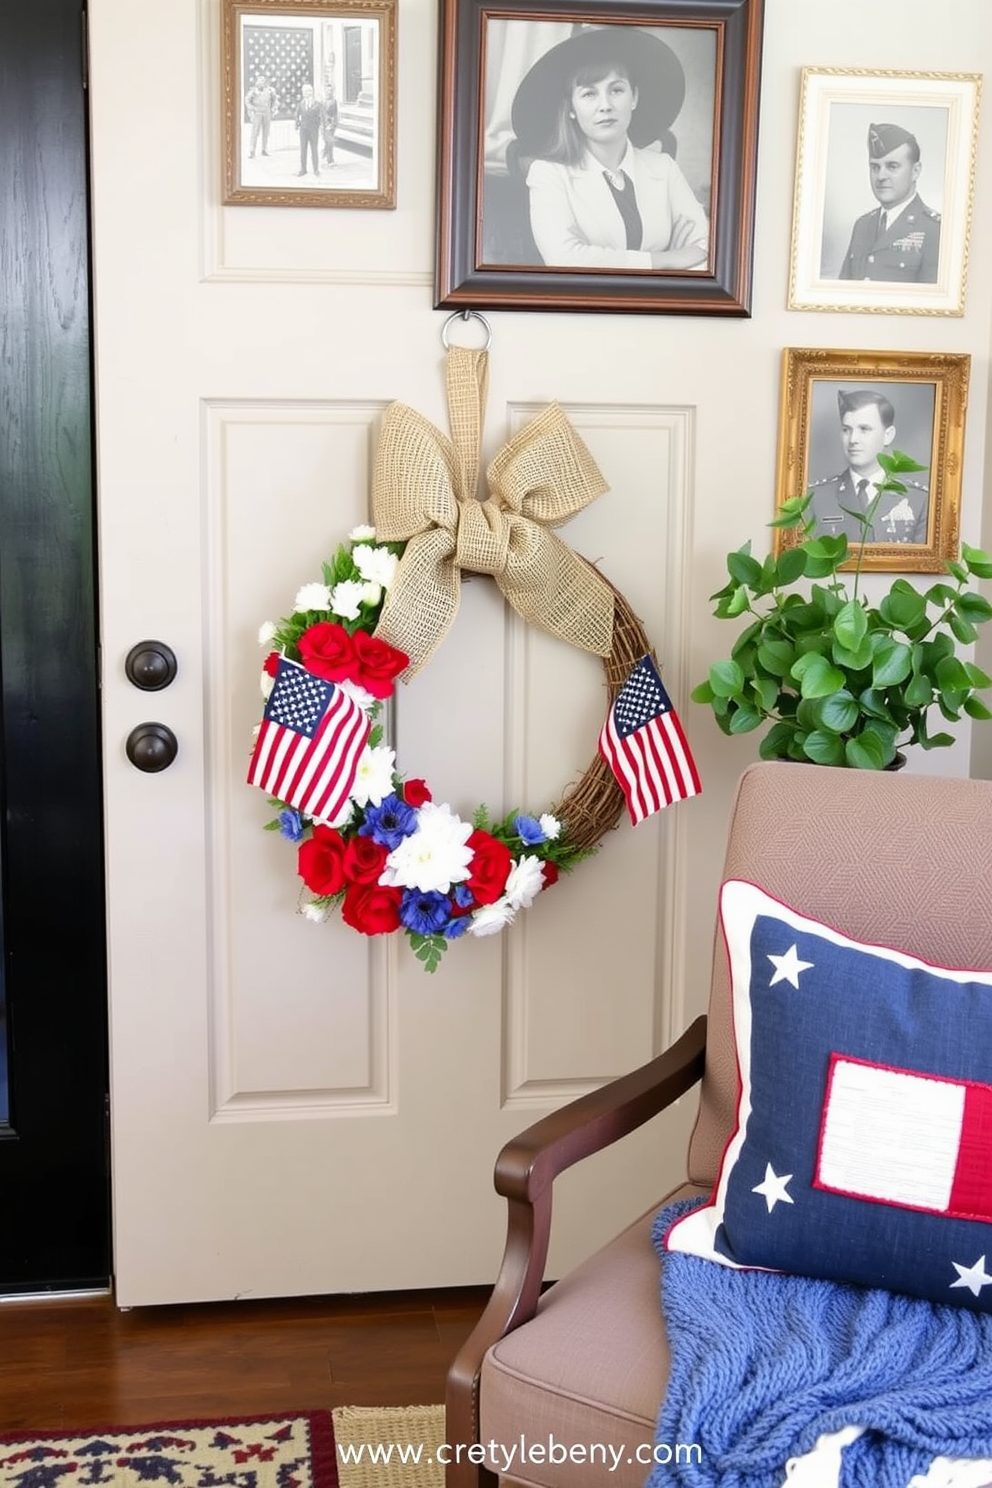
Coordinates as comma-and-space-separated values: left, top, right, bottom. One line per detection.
951, 1254, 992, 1297
752, 1163, 795, 1213
767, 944, 814, 988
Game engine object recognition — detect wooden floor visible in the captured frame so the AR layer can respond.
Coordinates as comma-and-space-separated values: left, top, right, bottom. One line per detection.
0, 1286, 491, 1434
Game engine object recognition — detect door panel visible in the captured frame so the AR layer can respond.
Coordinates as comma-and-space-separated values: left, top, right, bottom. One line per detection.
89, 0, 698, 1307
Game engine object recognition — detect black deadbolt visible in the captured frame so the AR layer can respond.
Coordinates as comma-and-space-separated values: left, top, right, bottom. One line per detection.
125, 722, 178, 773
125, 640, 178, 691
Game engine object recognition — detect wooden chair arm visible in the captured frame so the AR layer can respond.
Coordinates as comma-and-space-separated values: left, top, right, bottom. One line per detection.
445, 1015, 707, 1487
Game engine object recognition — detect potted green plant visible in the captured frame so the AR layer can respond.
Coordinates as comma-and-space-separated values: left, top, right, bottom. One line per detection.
692, 450, 992, 768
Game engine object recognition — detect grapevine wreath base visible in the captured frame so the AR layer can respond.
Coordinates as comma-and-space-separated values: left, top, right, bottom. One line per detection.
248, 330, 695, 970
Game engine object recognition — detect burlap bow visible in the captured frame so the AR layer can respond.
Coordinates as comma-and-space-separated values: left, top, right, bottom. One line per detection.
370, 345, 615, 677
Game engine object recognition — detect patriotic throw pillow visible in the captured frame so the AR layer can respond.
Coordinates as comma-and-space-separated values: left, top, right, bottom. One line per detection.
668, 880, 992, 1312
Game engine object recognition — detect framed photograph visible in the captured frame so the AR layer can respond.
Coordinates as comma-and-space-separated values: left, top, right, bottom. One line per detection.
434, 0, 765, 316
788, 68, 982, 315
222, 0, 396, 208
774, 348, 971, 573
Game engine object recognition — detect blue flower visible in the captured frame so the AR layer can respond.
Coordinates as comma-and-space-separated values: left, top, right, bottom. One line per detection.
278, 808, 305, 842
400, 889, 452, 936
444, 913, 472, 939
514, 814, 546, 846
452, 883, 474, 910
359, 793, 418, 850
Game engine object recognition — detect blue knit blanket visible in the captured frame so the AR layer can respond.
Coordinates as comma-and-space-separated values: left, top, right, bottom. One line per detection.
648, 1199, 992, 1488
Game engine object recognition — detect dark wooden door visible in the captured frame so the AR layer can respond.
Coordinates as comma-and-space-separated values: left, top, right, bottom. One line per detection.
0, 0, 110, 1292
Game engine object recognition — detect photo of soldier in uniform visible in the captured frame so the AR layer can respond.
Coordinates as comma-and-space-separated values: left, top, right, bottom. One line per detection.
806, 382, 935, 546
837, 123, 941, 282
818, 105, 948, 283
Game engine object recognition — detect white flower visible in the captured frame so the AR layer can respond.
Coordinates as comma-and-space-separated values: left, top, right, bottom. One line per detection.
538, 813, 561, 841
353, 544, 399, 591
258, 620, 277, 646
359, 580, 382, 608
350, 744, 396, 809
338, 678, 376, 713
301, 901, 329, 923
469, 898, 516, 937
260, 669, 275, 701
329, 579, 367, 621
505, 855, 546, 910
349, 524, 376, 543
294, 581, 332, 613
380, 802, 474, 893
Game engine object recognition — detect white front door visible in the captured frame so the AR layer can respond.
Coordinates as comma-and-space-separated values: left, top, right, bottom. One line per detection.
88, 0, 699, 1307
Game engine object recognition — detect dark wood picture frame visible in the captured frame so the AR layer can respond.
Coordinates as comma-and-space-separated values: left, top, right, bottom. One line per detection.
434, 0, 764, 316
774, 347, 971, 574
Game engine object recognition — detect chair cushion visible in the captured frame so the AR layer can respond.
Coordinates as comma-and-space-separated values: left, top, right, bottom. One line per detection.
670, 879, 992, 1312
480, 1183, 707, 1487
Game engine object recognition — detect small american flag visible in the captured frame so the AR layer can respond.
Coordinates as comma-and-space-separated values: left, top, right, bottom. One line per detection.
248, 658, 369, 824
598, 655, 701, 825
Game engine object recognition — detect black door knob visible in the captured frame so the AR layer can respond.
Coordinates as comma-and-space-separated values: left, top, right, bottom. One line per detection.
125, 640, 178, 691
126, 722, 178, 773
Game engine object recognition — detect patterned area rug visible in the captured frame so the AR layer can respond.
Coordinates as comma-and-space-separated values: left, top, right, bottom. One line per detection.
0, 1406, 448, 1488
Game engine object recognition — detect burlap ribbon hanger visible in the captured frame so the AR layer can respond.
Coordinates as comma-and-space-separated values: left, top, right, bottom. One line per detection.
370, 345, 616, 678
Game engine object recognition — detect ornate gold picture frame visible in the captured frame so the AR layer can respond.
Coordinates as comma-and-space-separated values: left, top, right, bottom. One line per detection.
774, 348, 971, 573
788, 68, 982, 315
222, 0, 396, 209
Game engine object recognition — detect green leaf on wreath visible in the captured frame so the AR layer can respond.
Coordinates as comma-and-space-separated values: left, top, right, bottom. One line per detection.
410, 933, 447, 973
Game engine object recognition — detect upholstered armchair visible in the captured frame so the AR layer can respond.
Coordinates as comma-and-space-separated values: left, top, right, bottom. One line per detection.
446, 760, 992, 1487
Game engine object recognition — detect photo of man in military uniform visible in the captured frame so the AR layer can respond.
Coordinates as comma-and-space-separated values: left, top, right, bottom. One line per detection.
838, 122, 941, 282
809, 387, 930, 545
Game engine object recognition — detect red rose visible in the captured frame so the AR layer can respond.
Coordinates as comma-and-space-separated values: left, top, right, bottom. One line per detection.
350, 630, 409, 699
298, 825, 347, 897
541, 861, 560, 889
465, 830, 513, 906
263, 651, 281, 677
343, 835, 389, 885
297, 622, 355, 683
341, 882, 403, 936
403, 778, 432, 808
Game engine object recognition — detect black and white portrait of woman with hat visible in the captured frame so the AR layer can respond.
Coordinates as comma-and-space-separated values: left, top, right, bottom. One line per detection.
481, 21, 716, 270
818, 102, 948, 282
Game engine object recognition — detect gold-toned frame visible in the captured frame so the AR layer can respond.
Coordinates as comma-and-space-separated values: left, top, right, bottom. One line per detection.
774, 348, 971, 573
788, 68, 982, 316
222, 0, 396, 209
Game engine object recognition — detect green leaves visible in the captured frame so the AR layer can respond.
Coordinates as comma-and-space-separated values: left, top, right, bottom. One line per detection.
964, 543, 992, 579
846, 732, 889, 770
879, 449, 928, 476
707, 660, 745, 697
726, 547, 764, 587
791, 652, 846, 698
408, 933, 447, 973
832, 600, 868, 653
691, 451, 992, 766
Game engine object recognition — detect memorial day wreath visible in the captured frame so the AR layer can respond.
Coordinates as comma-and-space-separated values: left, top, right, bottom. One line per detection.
248, 334, 700, 971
